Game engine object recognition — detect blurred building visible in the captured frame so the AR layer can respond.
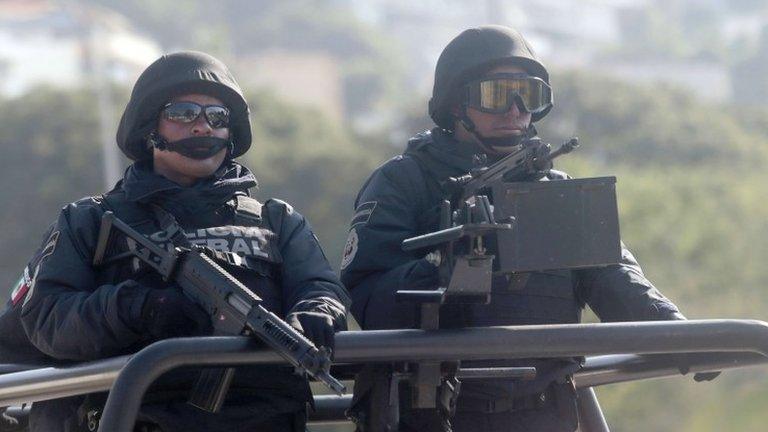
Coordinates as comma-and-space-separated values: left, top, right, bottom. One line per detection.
343, 0, 648, 94
344, 0, 768, 104
236, 50, 345, 124
0, 0, 161, 97
602, 59, 732, 102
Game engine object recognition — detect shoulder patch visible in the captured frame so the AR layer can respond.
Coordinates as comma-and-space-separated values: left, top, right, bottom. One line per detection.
350, 201, 377, 228
340, 228, 359, 271
40, 230, 60, 259
20, 230, 59, 307
10, 267, 31, 306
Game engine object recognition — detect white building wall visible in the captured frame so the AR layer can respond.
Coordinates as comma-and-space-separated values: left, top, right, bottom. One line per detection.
0, 1, 161, 97
0, 30, 83, 96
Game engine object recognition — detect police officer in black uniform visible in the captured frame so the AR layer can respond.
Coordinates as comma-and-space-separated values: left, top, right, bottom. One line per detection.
341, 25, 684, 432
5, 51, 349, 432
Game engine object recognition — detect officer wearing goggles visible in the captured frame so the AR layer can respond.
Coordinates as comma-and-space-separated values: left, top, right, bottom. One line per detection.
5, 51, 350, 432
341, 25, 683, 432
465, 73, 551, 116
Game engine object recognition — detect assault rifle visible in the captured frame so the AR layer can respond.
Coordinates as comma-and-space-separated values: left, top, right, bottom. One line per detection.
450, 136, 579, 202
92, 212, 345, 413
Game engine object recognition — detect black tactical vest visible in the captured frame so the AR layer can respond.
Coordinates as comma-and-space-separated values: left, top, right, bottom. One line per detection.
96, 190, 284, 316
0, 192, 283, 364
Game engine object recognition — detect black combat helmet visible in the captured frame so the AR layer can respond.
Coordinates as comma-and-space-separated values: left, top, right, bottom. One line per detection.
429, 25, 552, 129
116, 51, 252, 161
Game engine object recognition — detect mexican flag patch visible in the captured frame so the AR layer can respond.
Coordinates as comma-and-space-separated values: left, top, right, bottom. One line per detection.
10, 267, 32, 306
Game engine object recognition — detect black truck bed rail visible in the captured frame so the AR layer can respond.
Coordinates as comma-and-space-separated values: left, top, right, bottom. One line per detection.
1, 320, 767, 431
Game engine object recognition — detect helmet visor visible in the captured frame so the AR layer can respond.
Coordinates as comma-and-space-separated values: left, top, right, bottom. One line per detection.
467, 74, 552, 115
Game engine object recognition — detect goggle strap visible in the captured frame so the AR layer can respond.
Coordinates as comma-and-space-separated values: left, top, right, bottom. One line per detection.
458, 105, 498, 154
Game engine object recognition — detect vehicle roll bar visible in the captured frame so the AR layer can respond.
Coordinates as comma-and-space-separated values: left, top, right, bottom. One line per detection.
98, 320, 768, 431
1, 320, 767, 431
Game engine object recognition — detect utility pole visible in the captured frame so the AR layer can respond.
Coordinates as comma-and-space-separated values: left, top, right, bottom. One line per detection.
90, 23, 121, 189
486, 0, 504, 24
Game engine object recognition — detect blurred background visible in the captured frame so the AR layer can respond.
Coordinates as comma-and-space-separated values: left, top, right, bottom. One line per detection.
1, 0, 768, 430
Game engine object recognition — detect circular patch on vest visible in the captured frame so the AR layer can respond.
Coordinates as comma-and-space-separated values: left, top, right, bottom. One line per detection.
340, 228, 359, 270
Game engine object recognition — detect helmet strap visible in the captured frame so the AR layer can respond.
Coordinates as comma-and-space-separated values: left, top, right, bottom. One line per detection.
458, 104, 489, 146
146, 131, 231, 160
457, 105, 535, 155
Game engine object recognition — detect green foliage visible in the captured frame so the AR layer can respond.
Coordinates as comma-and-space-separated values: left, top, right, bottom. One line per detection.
242, 88, 390, 264
540, 71, 768, 169
615, 167, 768, 317
0, 87, 116, 291
541, 71, 768, 429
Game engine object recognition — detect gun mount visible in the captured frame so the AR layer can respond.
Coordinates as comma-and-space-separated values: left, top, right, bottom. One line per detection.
382, 137, 622, 426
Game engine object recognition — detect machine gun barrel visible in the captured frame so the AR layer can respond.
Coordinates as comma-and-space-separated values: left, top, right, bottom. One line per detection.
543, 137, 579, 163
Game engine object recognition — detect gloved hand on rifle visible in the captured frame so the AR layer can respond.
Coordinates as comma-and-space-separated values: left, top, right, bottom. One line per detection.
286, 311, 336, 354
141, 286, 212, 340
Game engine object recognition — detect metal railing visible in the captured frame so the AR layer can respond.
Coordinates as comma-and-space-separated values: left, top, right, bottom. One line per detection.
1, 320, 767, 431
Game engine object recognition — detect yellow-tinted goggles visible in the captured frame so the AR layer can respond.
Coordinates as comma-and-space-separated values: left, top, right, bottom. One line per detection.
466, 74, 553, 115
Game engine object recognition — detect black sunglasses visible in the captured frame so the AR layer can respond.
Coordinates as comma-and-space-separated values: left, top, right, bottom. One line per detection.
161, 102, 231, 129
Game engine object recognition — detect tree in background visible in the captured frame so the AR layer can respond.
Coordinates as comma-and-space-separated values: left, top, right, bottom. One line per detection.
538, 73, 768, 432
0, 87, 107, 290
241, 88, 391, 264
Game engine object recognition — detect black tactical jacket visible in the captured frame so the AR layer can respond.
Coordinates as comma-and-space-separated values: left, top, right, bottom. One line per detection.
340, 128, 682, 399
9, 160, 349, 431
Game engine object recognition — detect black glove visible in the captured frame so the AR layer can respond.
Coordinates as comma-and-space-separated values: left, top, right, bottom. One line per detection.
286, 311, 336, 354
141, 287, 212, 340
